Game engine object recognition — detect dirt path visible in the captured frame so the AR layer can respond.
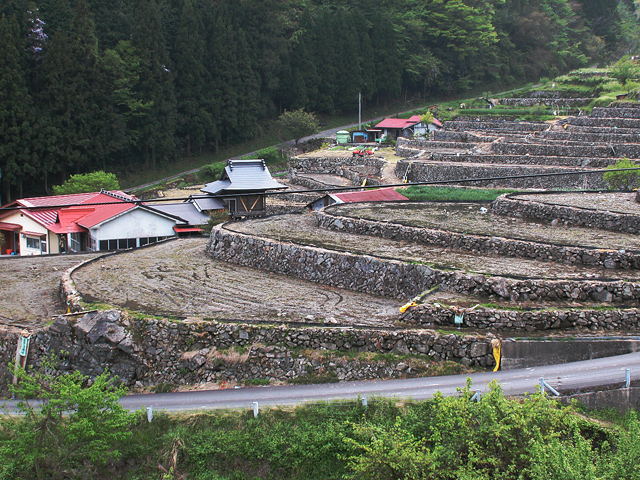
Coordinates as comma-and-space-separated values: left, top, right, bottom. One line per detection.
71, 238, 401, 328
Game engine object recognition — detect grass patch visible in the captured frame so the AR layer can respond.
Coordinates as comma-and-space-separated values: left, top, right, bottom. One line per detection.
400, 185, 518, 202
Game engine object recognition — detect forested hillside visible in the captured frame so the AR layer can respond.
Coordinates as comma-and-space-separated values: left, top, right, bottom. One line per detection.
0, 0, 637, 201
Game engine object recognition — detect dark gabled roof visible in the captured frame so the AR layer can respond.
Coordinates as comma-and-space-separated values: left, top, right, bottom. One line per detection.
190, 196, 226, 211
150, 202, 210, 226
201, 159, 286, 195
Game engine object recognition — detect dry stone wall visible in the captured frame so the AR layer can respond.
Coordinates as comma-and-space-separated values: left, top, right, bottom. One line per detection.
493, 194, 640, 234
402, 304, 640, 332
395, 159, 606, 189
207, 222, 640, 304
289, 155, 385, 175
0, 310, 495, 388
316, 207, 640, 269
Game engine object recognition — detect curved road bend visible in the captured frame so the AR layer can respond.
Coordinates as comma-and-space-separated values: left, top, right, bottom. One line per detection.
120, 352, 640, 413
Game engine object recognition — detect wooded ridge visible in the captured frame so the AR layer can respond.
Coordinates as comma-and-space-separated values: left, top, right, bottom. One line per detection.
0, 0, 637, 201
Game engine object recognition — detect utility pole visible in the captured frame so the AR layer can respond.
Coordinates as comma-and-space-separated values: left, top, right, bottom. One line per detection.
358, 92, 362, 131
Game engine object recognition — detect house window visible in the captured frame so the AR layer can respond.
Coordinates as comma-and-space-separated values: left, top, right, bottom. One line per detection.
25, 236, 40, 250
227, 198, 237, 213
89, 237, 96, 252
70, 233, 82, 252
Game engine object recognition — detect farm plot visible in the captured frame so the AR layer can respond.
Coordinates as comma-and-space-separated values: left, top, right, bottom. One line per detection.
71, 238, 401, 327
228, 213, 640, 281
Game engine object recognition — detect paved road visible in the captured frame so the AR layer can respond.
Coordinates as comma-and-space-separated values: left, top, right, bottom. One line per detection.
118, 351, 640, 413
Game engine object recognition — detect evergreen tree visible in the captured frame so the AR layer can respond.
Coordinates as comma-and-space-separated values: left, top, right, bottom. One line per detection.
0, 14, 35, 202
37, 0, 104, 187
131, 0, 178, 169
173, 0, 211, 156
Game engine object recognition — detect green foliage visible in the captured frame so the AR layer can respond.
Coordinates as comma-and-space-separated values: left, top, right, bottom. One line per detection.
201, 209, 230, 235
603, 158, 640, 190
276, 109, 320, 145
1, 359, 132, 479
199, 161, 226, 182
52, 170, 120, 194
401, 186, 518, 202
610, 58, 640, 89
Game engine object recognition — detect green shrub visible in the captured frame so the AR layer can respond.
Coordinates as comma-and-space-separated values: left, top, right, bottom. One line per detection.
198, 162, 226, 182
603, 158, 640, 190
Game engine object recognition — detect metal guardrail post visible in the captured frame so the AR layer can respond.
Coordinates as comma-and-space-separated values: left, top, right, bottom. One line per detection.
253, 402, 259, 418
362, 396, 367, 408
147, 407, 153, 422
539, 377, 560, 396
470, 390, 481, 402
626, 369, 631, 388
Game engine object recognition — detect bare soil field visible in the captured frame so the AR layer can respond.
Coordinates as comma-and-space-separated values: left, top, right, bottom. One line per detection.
71, 238, 401, 328
229, 213, 640, 281
332, 201, 640, 251
517, 191, 640, 215
0, 253, 99, 328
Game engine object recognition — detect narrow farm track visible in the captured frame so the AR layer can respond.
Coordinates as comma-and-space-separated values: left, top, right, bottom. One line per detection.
71, 238, 400, 327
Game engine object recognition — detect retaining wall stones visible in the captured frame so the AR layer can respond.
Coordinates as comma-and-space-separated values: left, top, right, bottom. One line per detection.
444, 121, 548, 132
592, 106, 640, 119
499, 98, 591, 107
315, 207, 640, 269
568, 116, 640, 131
395, 159, 606, 189
425, 153, 614, 168
0, 310, 495, 388
207, 221, 640, 304
493, 194, 640, 234
402, 303, 640, 332
289, 155, 385, 175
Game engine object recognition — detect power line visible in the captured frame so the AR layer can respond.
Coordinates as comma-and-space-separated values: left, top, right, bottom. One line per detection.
0, 166, 638, 213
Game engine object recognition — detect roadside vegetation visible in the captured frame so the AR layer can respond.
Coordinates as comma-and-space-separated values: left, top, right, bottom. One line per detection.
3, 363, 640, 480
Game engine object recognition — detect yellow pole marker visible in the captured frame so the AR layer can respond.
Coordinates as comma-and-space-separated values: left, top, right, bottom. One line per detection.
491, 338, 502, 372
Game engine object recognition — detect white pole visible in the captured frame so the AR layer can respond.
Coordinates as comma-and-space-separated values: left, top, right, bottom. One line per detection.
358, 92, 362, 131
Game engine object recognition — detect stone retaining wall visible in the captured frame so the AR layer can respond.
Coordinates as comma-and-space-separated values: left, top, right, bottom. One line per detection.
542, 131, 640, 143
592, 106, 640, 119
0, 310, 495, 388
569, 116, 640, 131
493, 194, 640, 234
395, 159, 606, 189
207, 222, 640, 304
402, 303, 640, 332
445, 121, 547, 132
289, 155, 385, 175
315, 207, 640, 269
428, 153, 614, 168
491, 141, 628, 158
499, 98, 590, 107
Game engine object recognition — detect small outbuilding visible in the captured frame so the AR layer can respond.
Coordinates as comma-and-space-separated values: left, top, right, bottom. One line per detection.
201, 159, 287, 218
307, 187, 409, 211
336, 130, 351, 144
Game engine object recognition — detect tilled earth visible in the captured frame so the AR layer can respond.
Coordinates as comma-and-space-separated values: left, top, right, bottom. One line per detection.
72, 238, 401, 328
228, 213, 640, 281
0, 253, 99, 328
332, 201, 640, 251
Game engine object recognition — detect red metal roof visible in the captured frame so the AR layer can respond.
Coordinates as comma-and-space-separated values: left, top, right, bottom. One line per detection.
374, 115, 422, 129
8, 191, 139, 234
333, 188, 409, 203
0, 221, 22, 231
173, 226, 203, 233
